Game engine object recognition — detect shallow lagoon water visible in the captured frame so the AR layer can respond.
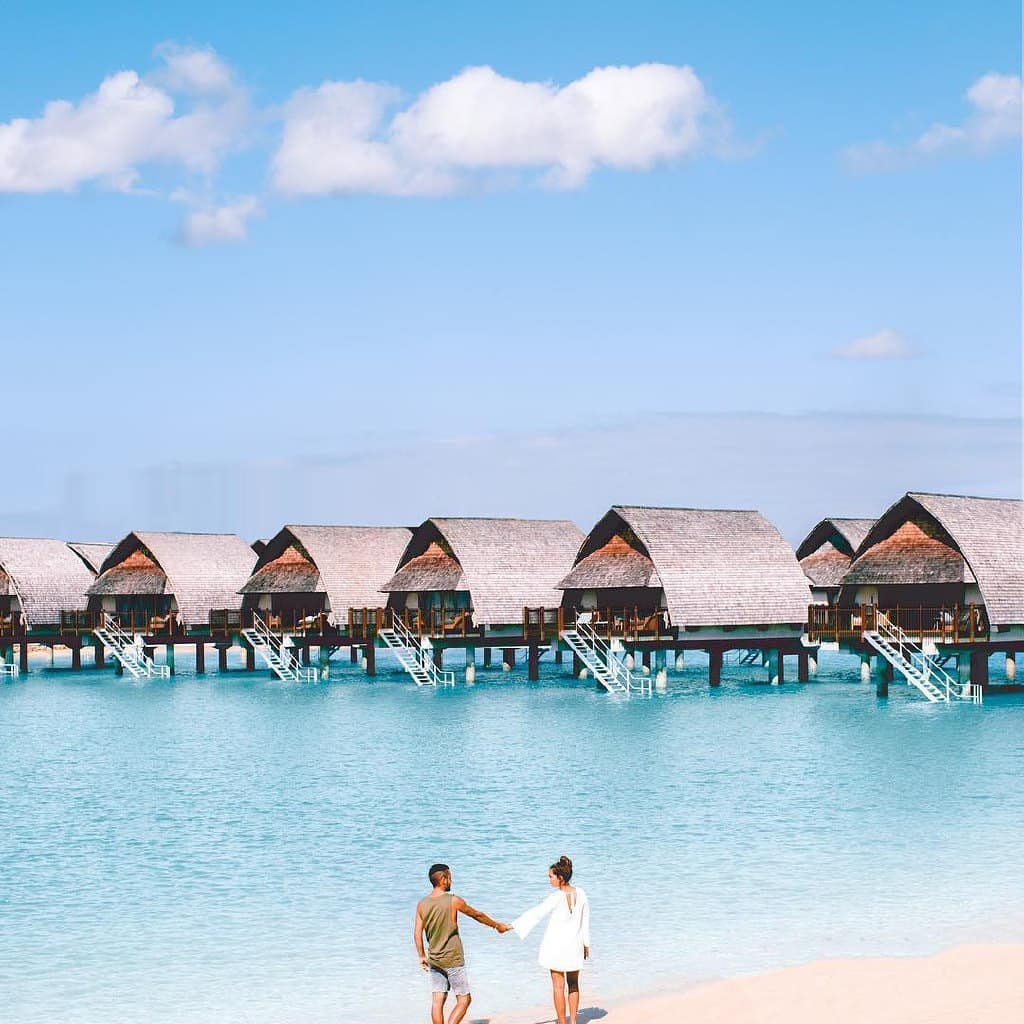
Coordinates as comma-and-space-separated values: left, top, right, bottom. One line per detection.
2, 649, 1022, 1024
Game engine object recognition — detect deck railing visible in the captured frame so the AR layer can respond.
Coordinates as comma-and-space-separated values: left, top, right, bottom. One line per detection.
807, 604, 988, 645
209, 609, 336, 636
524, 607, 672, 642
0, 613, 26, 638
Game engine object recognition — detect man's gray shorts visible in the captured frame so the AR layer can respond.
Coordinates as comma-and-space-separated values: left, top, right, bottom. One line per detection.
429, 965, 470, 996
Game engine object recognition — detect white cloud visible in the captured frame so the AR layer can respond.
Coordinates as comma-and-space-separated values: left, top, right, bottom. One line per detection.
844, 71, 1021, 172
833, 328, 916, 360
0, 44, 248, 193
272, 63, 727, 196
178, 195, 261, 245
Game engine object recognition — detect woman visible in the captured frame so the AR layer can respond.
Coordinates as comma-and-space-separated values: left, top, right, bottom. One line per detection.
511, 856, 590, 1024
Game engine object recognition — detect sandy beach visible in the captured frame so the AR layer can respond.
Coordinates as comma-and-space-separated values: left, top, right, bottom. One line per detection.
494, 945, 1024, 1024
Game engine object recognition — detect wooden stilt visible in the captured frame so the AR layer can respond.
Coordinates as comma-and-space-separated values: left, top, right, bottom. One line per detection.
320, 646, 331, 680
365, 642, 376, 677
218, 645, 229, 672
573, 652, 583, 676
71, 643, 81, 671
502, 648, 515, 668
970, 649, 990, 689
554, 648, 563, 664
433, 647, 443, 669
195, 642, 205, 674
642, 649, 652, 671
19, 642, 29, 673
301, 645, 311, 666
483, 647, 492, 668
797, 651, 809, 682
94, 642, 105, 669
528, 644, 540, 681
709, 648, 722, 687
165, 644, 175, 676
876, 663, 889, 697
350, 645, 358, 663
245, 645, 255, 672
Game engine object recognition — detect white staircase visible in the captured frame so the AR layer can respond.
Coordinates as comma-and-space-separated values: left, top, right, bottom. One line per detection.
865, 612, 981, 704
94, 616, 170, 681
0, 661, 18, 678
561, 618, 649, 695
242, 613, 318, 682
378, 616, 455, 687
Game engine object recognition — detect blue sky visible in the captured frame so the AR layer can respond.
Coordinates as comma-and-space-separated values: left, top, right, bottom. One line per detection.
1, 1, 1020, 542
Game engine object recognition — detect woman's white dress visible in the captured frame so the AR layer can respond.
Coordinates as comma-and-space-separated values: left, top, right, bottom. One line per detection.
512, 887, 590, 971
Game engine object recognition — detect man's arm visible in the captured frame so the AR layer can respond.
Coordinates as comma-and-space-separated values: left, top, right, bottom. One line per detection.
413, 908, 428, 969
452, 895, 511, 933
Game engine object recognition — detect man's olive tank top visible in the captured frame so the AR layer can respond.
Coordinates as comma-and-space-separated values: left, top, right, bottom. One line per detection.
418, 893, 465, 968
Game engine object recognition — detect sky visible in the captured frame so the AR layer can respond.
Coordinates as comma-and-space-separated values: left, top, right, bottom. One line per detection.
1, 0, 1021, 544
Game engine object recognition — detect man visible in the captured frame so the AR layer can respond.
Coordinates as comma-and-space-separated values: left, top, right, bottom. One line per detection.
414, 863, 510, 1024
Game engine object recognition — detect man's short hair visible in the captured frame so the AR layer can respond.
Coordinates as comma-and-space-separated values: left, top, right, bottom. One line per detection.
429, 863, 450, 885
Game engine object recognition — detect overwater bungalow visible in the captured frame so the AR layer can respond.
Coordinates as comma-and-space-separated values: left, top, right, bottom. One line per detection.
380, 517, 584, 678
814, 492, 1024, 687
86, 531, 257, 673
239, 524, 412, 643
796, 518, 875, 604
555, 506, 813, 685
0, 537, 109, 671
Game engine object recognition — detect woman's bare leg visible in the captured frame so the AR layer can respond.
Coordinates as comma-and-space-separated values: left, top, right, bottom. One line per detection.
566, 971, 580, 1024
550, 970, 567, 1024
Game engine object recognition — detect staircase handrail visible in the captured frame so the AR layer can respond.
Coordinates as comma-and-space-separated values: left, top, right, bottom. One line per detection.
100, 614, 140, 648
383, 613, 455, 686
576, 619, 637, 691
249, 613, 306, 675
875, 612, 962, 701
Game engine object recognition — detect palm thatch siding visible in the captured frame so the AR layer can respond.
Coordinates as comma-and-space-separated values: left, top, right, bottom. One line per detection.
90, 532, 257, 627
561, 506, 811, 627
0, 538, 99, 627
67, 542, 114, 575
382, 518, 585, 626
796, 518, 876, 589
558, 533, 662, 589
240, 525, 413, 622
844, 493, 1024, 626
843, 520, 972, 586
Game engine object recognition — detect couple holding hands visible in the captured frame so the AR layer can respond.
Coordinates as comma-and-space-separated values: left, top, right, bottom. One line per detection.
414, 855, 591, 1024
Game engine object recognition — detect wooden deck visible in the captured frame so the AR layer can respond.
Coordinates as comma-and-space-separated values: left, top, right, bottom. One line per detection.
807, 604, 989, 645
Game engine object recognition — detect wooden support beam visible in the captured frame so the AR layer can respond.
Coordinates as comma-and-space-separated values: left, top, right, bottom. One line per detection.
71, 643, 81, 671
797, 651, 809, 682
970, 649, 990, 689
708, 648, 723, 687
94, 642, 105, 669
433, 647, 444, 670
165, 644, 175, 676
218, 645, 229, 672
19, 642, 29, 673
528, 644, 540, 681
554, 648, 563, 664
573, 652, 583, 676
876, 665, 889, 698
301, 645, 311, 666
195, 642, 205, 674
245, 644, 255, 672
502, 648, 515, 668
483, 647, 492, 668
642, 649, 652, 670
350, 645, 358, 664
365, 642, 376, 677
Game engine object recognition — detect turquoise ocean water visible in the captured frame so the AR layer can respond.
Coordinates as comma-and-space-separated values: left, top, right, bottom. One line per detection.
2, 649, 1022, 1024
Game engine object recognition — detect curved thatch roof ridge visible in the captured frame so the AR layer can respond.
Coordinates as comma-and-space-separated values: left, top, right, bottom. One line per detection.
386, 517, 585, 625
67, 542, 114, 575
244, 525, 412, 620
558, 533, 662, 590
852, 493, 1024, 625
92, 532, 257, 626
796, 518, 876, 560
0, 538, 97, 625
599, 506, 811, 626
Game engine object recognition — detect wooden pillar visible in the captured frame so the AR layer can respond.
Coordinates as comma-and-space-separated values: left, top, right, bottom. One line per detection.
502, 648, 515, 668
709, 648, 723, 687
860, 651, 871, 683
195, 642, 205, 675
483, 647, 492, 668
19, 642, 29, 673
768, 649, 783, 685
957, 651, 971, 686
245, 644, 255, 672
554, 648, 563, 665
143, 645, 155, 663
642, 649, 652, 671
433, 647, 443, 669
218, 645, 229, 672
165, 644, 175, 676
528, 644, 540, 681
970, 649, 990, 689
301, 645, 311, 666
350, 645, 358, 664
71, 643, 81, 671
876, 668, 889, 697
797, 651, 809, 682
94, 642, 105, 669
573, 652, 583, 676
319, 646, 331, 680
365, 642, 376, 677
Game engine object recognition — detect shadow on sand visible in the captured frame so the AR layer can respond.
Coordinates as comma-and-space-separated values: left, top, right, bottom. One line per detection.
471, 1008, 608, 1024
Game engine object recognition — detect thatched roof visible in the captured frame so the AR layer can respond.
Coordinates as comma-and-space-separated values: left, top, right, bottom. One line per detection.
382, 518, 584, 624
90, 532, 257, 626
846, 493, 1024, 624
0, 538, 98, 625
796, 518, 876, 588
561, 506, 811, 627
558, 533, 661, 589
843, 519, 971, 586
67, 542, 114, 575
241, 525, 412, 619
383, 542, 465, 592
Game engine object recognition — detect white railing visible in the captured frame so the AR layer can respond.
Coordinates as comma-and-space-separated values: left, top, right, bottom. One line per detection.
874, 612, 977, 703
245, 613, 318, 681
381, 615, 456, 687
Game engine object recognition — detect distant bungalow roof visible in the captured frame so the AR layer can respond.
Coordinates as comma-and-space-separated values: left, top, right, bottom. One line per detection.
382, 517, 584, 625
560, 506, 811, 627
796, 517, 876, 588
845, 492, 1024, 625
240, 525, 413, 620
90, 531, 257, 626
67, 542, 114, 575
0, 537, 99, 626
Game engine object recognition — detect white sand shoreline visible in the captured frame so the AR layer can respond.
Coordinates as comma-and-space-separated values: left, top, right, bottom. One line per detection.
491, 944, 1024, 1024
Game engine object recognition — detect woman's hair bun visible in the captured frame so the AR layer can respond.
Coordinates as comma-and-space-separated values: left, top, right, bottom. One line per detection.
550, 855, 573, 882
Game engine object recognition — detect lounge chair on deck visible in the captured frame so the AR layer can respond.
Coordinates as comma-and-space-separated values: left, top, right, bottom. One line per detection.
442, 610, 469, 634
